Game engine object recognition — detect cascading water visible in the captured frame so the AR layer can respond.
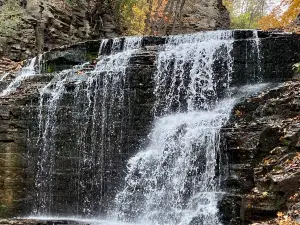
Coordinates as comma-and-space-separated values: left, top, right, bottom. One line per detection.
0, 56, 39, 96
32, 37, 142, 216
21, 30, 267, 224
153, 31, 234, 114
253, 30, 262, 80
114, 31, 235, 225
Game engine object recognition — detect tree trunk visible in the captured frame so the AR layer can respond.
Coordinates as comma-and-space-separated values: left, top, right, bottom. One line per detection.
35, 0, 45, 55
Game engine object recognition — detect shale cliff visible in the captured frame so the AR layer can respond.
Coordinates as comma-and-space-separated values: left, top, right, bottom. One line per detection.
221, 80, 300, 225
0, 0, 121, 62
0, 0, 230, 63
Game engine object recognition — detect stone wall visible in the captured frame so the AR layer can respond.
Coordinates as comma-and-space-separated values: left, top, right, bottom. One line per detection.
174, 0, 230, 33
152, 0, 230, 35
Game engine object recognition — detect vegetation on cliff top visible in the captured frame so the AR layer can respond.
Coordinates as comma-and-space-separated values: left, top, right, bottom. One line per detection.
223, 0, 300, 32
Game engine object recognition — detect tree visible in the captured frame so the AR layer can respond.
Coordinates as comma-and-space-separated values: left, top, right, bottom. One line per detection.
115, 0, 148, 35
258, 0, 300, 30
115, 0, 188, 35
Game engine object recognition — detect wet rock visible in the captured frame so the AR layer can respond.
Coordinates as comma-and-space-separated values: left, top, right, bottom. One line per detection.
1, 31, 300, 218
221, 81, 300, 224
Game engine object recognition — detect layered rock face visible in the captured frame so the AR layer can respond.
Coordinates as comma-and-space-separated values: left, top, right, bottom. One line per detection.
0, 31, 300, 219
0, 0, 230, 62
0, 0, 121, 61
153, 0, 230, 35
221, 81, 300, 224
174, 0, 230, 33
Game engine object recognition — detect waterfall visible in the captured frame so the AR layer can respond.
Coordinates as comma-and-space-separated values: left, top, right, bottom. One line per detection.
23, 30, 266, 223
114, 31, 235, 225
253, 30, 262, 79
154, 31, 234, 115
32, 37, 142, 216
0, 56, 39, 96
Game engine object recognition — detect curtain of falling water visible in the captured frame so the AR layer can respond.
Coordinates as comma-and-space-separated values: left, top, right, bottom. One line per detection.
32, 37, 142, 216
114, 31, 235, 225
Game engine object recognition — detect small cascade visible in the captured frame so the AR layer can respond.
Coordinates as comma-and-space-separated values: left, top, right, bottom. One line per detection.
34, 70, 72, 215
253, 30, 262, 80
0, 56, 38, 96
77, 36, 142, 215
31, 37, 142, 216
154, 31, 234, 115
242, 30, 263, 82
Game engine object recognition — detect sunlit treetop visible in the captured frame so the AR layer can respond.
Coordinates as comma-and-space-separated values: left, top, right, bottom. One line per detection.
258, 0, 300, 31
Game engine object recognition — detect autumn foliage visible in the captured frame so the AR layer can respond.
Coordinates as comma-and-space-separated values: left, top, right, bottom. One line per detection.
258, 0, 300, 31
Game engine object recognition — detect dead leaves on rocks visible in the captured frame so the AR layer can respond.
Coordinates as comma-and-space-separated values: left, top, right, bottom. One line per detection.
0, 57, 23, 77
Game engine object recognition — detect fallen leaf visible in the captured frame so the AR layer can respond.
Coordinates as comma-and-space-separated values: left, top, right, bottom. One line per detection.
277, 211, 283, 217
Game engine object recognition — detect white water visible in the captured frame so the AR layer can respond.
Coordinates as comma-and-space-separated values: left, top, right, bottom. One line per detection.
0, 56, 37, 96
115, 100, 235, 225
27, 30, 265, 224
34, 70, 71, 215
154, 30, 234, 115
253, 30, 262, 80
33, 37, 142, 216
114, 31, 235, 225
79, 36, 142, 215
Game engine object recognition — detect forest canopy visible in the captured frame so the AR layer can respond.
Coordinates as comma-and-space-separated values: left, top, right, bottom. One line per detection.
0, 0, 299, 36
223, 0, 300, 31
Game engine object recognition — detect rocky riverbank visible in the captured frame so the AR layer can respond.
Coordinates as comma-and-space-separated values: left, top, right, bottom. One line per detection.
222, 80, 300, 225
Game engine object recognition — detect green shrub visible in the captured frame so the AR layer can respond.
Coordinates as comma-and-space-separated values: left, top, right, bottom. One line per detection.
293, 62, 300, 73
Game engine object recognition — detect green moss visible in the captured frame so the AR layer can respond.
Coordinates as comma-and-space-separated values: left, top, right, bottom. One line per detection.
293, 62, 300, 73
281, 139, 291, 146
86, 53, 97, 62
0, 204, 8, 217
46, 64, 55, 73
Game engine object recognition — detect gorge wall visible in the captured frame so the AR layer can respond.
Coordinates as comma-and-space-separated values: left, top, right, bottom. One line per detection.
0, 0, 121, 62
0, 0, 230, 63
152, 0, 230, 35
0, 30, 300, 223
221, 80, 300, 224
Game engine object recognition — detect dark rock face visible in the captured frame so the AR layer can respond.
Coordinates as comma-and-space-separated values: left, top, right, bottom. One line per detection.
163, 0, 230, 34
0, 0, 121, 61
0, 30, 300, 219
221, 81, 300, 224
